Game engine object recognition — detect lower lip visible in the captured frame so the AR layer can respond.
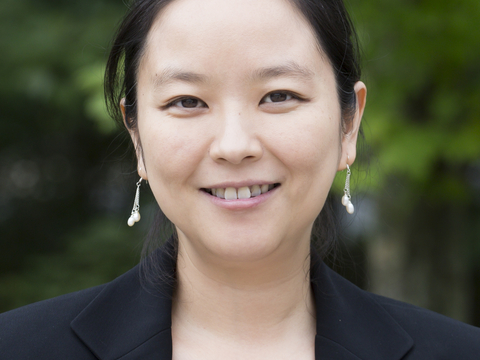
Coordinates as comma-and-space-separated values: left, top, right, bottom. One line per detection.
203, 186, 279, 210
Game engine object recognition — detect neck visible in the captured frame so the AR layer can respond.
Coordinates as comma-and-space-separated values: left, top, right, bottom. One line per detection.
171, 235, 316, 345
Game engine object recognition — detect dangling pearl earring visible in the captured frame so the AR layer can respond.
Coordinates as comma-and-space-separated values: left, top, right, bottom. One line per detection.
341, 161, 354, 214
127, 177, 142, 226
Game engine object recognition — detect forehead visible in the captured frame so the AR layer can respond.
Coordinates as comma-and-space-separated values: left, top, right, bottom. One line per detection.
139, 0, 326, 80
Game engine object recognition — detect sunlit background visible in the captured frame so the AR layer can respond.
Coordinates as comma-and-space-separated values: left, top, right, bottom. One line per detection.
1, 0, 479, 326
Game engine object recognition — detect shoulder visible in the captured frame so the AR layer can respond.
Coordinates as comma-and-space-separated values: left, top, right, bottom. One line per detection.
314, 261, 480, 359
368, 291, 480, 359
0, 244, 176, 360
0, 284, 105, 359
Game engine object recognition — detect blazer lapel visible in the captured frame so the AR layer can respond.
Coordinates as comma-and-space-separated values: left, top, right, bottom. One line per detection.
311, 256, 414, 360
71, 242, 176, 360
71, 240, 413, 360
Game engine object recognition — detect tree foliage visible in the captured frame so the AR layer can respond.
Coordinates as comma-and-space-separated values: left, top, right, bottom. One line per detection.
1, 0, 479, 323
350, 0, 480, 195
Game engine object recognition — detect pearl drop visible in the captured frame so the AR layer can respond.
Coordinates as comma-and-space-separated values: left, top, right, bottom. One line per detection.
342, 194, 349, 206
133, 212, 141, 222
127, 216, 135, 227
346, 202, 354, 214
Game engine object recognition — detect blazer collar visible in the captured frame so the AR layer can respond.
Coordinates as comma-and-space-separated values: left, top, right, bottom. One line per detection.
71, 241, 176, 360
311, 254, 414, 360
72, 242, 413, 360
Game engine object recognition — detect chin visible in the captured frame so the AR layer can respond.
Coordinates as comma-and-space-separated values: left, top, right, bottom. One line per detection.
180, 226, 286, 264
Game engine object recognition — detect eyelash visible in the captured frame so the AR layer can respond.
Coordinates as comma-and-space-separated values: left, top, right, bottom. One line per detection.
163, 91, 305, 109
260, 91, 304, 104
163, 97, 207, 109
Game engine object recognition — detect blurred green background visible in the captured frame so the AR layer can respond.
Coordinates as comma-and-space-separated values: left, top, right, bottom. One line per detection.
1, 0, 479, 326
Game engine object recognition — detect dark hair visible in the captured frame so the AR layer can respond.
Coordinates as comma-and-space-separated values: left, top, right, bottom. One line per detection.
105, 0, 362, 262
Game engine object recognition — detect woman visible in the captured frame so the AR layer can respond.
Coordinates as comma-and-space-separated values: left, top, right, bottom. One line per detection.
1, 0, 479, 359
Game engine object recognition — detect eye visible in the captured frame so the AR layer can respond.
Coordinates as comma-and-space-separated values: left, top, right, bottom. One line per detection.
261, 92, 293, 103
167, 97, 207, 109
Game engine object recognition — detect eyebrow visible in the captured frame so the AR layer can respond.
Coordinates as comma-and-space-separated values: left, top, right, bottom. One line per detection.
151, 61, 314, 91
151, 67, 208, 91
249, 62, 315, 82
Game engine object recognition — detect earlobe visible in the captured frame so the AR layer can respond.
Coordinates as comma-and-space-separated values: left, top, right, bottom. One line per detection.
120, 98, 148, 180
137, 167, 148, 181
138, 164, 147, 180
338, 81, 367, 171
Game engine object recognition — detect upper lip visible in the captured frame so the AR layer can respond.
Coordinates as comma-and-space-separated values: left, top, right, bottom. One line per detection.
202, 180, 279, 189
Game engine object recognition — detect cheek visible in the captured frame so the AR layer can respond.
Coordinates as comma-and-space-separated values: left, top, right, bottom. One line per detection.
268, 110, 342, 177
265, 106, 342, 223
138, 114, 208, 192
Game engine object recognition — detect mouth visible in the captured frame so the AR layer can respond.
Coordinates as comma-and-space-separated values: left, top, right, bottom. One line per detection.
201, 183, 281, 200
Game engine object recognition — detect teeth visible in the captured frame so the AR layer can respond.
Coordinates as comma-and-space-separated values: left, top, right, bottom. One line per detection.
251, 185, 261, 197
209, 184, 276, 199
224, 187, 237, 200
237, 186, 251, 199
216, 188, 225, 199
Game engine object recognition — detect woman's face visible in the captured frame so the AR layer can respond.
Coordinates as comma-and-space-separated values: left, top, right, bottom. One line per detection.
132, 0, 363, 264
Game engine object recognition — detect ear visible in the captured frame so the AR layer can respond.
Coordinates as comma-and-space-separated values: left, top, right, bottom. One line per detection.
338, 81, 367, 170
120, 98, 148, 180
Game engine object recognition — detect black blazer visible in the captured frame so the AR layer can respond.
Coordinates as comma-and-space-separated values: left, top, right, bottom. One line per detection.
1, 241, 479, 360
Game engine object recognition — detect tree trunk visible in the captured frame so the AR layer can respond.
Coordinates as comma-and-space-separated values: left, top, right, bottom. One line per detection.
367, 189, 472, 323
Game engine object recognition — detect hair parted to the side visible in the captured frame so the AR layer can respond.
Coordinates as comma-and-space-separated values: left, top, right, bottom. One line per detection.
104, 0, 363, 271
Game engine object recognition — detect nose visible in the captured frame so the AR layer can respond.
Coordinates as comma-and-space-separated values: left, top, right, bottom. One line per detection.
209, 112, 263, 165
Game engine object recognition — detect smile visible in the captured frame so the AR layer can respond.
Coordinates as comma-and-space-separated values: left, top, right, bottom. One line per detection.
202, 184, 280, 200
